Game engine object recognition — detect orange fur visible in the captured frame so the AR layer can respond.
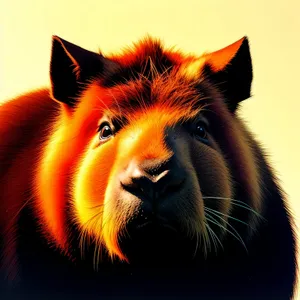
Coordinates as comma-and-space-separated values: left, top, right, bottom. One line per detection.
0, 36, 296, 299
0, 37, 264, 262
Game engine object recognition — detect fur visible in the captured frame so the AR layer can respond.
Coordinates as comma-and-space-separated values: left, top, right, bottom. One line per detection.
0, 35, 297, 299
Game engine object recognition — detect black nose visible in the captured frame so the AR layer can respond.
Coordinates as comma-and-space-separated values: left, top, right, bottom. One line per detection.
119, 158, 185, 203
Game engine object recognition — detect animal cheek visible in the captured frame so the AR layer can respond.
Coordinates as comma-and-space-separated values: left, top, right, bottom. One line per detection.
191, 145, 233, 211
72, 144, 117, 233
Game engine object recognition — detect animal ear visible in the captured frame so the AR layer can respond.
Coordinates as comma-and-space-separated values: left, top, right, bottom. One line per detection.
203, 37, 253, 112
50, 36, 119, 107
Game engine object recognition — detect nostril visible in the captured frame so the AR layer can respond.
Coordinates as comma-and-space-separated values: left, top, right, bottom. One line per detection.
120, 181, 140, 194
120, 176, 155, 200
160, 178, 185, 196
120, 171, 186, 199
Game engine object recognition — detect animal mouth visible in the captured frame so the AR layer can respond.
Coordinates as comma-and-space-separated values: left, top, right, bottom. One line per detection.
117, 214, 198, 266
134, 217, 179, 233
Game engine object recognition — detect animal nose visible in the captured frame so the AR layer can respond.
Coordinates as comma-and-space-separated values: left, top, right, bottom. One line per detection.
119, 158, 185, 202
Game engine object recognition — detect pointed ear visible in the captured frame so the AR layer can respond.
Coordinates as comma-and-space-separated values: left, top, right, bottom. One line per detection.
203, 37, 253, 112
50, 36, 119, 107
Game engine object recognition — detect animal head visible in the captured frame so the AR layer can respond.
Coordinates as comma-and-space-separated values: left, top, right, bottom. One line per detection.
35, 35, 262, 266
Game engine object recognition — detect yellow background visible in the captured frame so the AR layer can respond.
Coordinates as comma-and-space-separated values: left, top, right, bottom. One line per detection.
1, 0, 300, 298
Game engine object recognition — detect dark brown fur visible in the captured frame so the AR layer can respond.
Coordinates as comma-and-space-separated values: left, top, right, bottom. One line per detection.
0, 36, 297, 300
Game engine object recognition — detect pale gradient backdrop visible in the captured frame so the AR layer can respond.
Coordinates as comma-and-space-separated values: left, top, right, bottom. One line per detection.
1, 0, 300, 298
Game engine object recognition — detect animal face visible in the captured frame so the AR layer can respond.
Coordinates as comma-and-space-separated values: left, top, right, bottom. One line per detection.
35, 36, 262, 266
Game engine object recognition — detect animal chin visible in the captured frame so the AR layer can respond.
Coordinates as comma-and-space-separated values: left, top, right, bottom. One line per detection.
117, 217, 197, 265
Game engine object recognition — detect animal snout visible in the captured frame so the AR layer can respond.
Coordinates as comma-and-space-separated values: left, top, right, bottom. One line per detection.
119, 158, 186, 203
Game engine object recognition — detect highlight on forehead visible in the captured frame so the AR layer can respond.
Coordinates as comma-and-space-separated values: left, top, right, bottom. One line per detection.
178, 58, 206, 81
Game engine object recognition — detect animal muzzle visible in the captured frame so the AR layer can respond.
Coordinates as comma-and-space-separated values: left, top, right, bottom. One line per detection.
119, 157, 186, 215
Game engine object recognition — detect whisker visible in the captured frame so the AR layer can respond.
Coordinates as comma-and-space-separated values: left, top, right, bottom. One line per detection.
204, 206, 251, 228
205, 208, 247, 249
205, 213, 248, 253
203, 196, 254, 209
204, 222, 223, 254
203, 196, 264, 219
204, 223, 214, 253
230, 202, 263, 219
207, 223, 222, 253
201, 221, 211, 258
192, 228, 203, 259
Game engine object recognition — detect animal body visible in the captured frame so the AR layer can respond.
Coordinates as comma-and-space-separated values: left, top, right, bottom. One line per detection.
0, 35, 297, 300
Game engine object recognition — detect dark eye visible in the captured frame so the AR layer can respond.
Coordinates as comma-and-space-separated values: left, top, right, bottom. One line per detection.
98, 123, 113, 140
194, 122, 208, 141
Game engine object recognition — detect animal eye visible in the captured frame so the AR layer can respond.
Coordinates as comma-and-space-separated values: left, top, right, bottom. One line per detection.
194, 121, 208, 141
98, 123, 113, 140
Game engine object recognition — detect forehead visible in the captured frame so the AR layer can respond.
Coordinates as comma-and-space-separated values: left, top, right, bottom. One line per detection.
103, 72, 209, 120
77, 38, 222, 124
